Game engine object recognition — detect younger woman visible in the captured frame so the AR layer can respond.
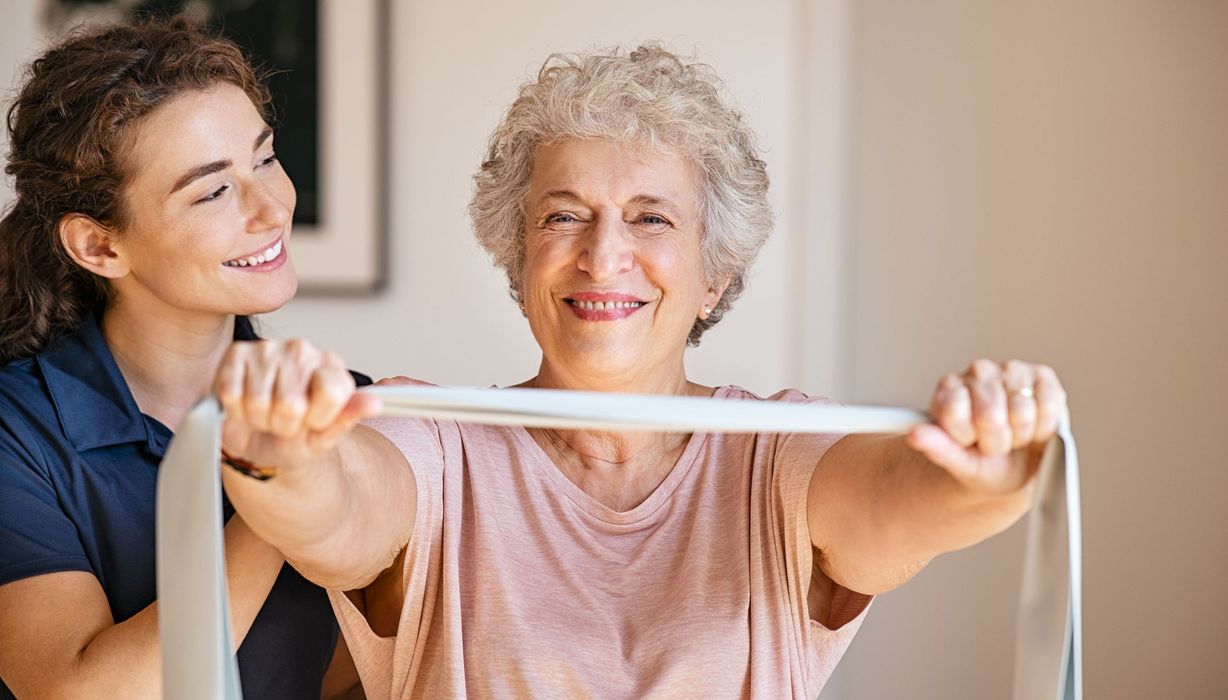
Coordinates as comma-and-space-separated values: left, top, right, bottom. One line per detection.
0, 17, 362, 698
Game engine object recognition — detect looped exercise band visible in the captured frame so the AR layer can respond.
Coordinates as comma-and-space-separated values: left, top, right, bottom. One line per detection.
155, 385, 1081, 699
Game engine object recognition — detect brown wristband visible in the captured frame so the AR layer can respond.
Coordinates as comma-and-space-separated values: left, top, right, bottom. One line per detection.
220, 451, 279, 481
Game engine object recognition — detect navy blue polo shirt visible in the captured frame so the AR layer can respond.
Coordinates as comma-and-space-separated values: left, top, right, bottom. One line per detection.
0, 313, 371, 698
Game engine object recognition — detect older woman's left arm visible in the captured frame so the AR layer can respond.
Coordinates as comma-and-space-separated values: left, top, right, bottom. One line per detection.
805, 359, 1068, 596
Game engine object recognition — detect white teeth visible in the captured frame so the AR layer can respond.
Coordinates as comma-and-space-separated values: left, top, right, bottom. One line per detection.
571, 299, 644, 310
224, 239, 282, 268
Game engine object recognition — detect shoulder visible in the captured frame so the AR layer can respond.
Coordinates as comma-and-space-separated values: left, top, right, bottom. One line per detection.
718, 385, 836, 406
373, 375, 436, 388
711, 386, 848, 479
0, 358, 58, 466
0, 355, 45, 402
359, 377, 450, 470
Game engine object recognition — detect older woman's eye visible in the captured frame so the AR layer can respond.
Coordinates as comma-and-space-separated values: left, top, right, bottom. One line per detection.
545, 213, 580, 225
637, 214, 671, 227
194, 184, 229, 205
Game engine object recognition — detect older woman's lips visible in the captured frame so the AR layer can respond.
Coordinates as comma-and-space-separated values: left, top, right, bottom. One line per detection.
564, 293, 647, 321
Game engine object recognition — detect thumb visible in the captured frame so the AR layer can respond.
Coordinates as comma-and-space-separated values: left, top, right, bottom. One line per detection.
306, 392, 383, 453
906, 423, 978, 483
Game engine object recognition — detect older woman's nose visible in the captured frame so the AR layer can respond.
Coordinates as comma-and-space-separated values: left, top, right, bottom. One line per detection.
576, 216, 634, 280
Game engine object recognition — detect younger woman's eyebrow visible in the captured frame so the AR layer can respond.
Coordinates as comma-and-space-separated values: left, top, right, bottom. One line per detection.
253, 126, 273, 150
168, 127, 274, 195
169, 160, 230, 195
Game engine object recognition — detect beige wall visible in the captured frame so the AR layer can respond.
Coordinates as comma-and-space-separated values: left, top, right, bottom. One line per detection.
0, 1, 39, 207
2, 1, 1225, 698
831, 1, 1228, 698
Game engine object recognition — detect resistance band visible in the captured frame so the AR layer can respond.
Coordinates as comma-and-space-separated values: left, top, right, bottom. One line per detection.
156, 385, 1081, 699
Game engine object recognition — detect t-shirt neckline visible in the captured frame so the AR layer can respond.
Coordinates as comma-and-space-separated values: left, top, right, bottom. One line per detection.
509, 385, 734, 526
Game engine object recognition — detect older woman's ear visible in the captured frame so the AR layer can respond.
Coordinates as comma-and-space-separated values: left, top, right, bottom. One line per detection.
700, 280, 732, 320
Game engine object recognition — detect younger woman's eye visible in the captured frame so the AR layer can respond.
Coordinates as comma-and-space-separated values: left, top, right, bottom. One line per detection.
258, 152, 279, 167
194, 184, 229, 205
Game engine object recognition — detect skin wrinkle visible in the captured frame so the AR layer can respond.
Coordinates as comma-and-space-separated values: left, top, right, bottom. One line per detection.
207, 43, 1071, 697
471, 46, 771, 346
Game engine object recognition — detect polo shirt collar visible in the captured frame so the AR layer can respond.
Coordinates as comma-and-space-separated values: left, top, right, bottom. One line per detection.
36, 312, 261, 453
37, 311, 146, 452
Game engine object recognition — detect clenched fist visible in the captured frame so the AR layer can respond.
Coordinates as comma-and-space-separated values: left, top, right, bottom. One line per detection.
906, 359, 1068, 496
214, 339, 383, 475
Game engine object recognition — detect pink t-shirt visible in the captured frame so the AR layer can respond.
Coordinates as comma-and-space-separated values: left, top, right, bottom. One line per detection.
329, 386, 872, 699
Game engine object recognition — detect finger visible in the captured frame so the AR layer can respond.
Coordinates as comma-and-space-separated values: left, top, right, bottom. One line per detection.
967, 360, 1011, 457
1034, 364, 1067, 442
932, 373, 976, 447
1002, 359, 1037, 449
269, 341, 317, 438
215, 343, 248, 427
243, 342, 281, 433
906, 424, 977, 482
304, 354, 356, 432
219, 413, 253, 461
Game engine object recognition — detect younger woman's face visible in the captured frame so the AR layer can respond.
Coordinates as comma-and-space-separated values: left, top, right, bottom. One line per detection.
109, 83, 298, 319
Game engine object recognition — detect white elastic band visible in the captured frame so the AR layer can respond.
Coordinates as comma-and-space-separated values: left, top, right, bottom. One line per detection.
156, 386, 1081, 699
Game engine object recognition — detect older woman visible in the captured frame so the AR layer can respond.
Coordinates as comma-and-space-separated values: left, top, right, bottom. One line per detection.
218, 46, 1067, 699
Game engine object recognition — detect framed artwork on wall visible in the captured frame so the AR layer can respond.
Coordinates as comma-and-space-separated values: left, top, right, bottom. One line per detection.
43, 0, 389, 294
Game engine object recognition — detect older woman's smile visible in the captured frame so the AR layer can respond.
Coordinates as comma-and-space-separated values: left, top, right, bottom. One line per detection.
200, 43, 1078, 700
564, 291, 648, 321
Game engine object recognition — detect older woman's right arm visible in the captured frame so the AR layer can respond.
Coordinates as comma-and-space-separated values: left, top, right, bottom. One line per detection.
216, 340, 416, 592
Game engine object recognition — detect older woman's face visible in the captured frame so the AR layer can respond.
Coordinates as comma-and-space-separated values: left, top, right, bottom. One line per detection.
521, 139, 718, 382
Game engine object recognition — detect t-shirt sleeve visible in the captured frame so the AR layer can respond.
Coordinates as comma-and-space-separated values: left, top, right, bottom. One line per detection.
326, 378, 451, 698
767, 390, 873, 688
0, 411, 92, 586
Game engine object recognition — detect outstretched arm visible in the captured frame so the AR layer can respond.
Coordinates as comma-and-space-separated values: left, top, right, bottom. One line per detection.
216, 340, 417, 591
807, 359, 1068, 595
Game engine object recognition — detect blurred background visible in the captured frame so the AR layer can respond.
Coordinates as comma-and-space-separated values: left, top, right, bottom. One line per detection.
2, 0, 1225, 697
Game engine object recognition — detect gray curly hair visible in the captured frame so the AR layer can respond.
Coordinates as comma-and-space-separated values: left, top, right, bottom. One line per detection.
469, 44, 773, 346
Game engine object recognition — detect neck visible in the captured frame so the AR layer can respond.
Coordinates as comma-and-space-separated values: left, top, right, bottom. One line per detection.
529, 354, 701, 397
102, 299, 237, 432
521, 355, 713, 468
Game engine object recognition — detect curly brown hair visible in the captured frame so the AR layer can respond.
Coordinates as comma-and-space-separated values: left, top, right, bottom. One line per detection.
0, 16, 270, 364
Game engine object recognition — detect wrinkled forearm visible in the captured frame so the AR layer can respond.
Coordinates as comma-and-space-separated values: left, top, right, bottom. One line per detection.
222, 426, 416, 590
880, 434, 1032, 556
810, 434, 1033, 595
